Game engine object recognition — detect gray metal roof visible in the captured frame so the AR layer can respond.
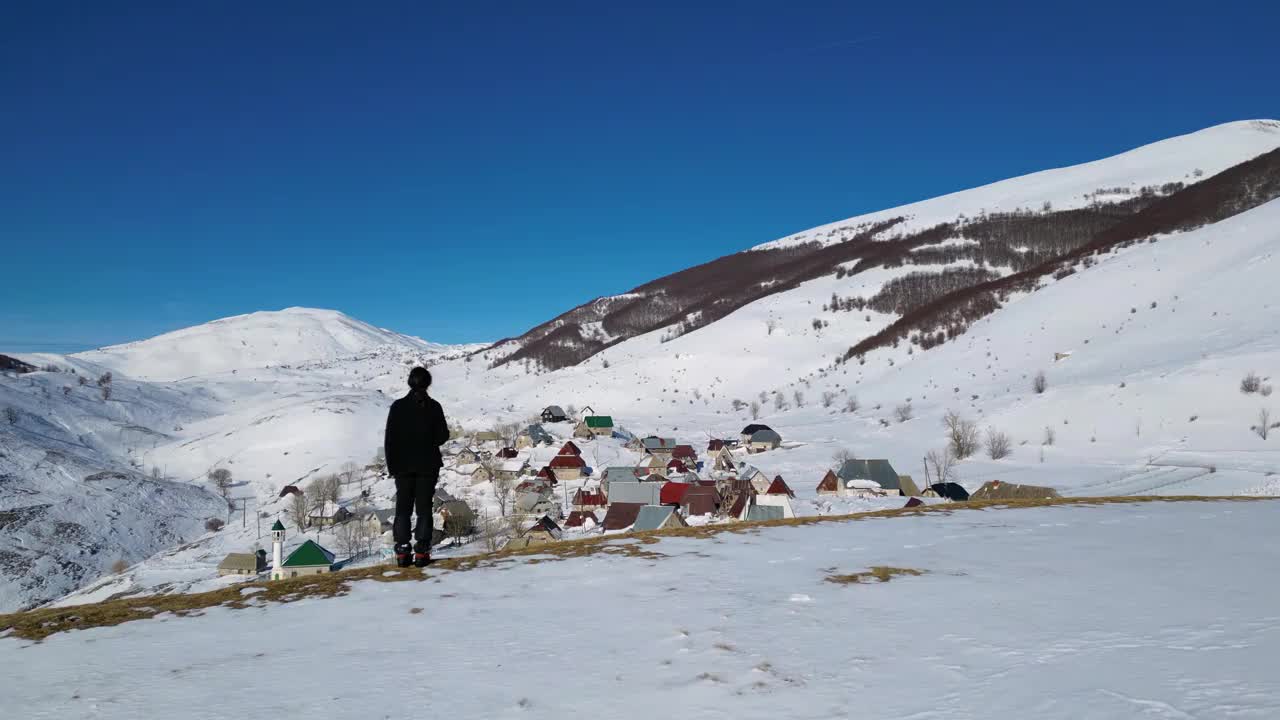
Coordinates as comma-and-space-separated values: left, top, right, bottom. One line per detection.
543, 406, 566, 416
218, 553, 259, 571
516, 491, 553, 513
746, 504, 785, 522
749, 428, 782, 444
606, 481, 662, 505
642, 437, 677, 450
836, 459, 901, 490
631, 505, 677, 532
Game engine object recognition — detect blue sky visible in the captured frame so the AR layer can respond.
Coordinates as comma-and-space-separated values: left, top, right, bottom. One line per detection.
2, 1, 1276, 351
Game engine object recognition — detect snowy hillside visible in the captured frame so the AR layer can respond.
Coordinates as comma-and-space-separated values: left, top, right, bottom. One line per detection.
76, 307, 460, 382
4, 500, 1278, 719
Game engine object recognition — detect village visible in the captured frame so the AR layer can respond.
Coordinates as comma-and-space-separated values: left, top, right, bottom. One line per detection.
217, 405, 1058, 581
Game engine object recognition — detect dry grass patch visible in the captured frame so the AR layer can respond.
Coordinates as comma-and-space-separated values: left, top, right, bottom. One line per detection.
1, 495, 1271, 642
826, 566, 926, 585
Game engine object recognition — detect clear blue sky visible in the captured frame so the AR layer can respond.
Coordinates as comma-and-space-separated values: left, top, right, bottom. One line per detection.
2, 1, 1276, 351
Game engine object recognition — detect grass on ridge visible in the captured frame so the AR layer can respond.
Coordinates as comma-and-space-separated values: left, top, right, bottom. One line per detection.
0, 494, 1269, 642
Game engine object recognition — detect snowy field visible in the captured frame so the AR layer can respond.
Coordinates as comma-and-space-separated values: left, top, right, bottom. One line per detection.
3, 500, 1278, 719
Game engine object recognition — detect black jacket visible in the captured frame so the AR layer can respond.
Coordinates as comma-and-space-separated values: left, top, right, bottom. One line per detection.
384, 392, 449, 476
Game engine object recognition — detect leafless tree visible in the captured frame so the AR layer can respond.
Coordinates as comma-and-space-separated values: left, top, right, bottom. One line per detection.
335, 520, 366, 559
111, 559, 129, 574
100, 384, 112, 401
894, 403, 914, 422
1042, 425, 1056, 446
97, 371, 113, 387
845, 396, 860, 413
78, 375, 89, 387
924, 449, 956, 485
444, 511, 472, 546
731, 399, 745, 412
1242, 371, 1262, 394
150, 466, 162, 480
822, 391, 837, 408
566, 404, 577, 418
1257, 408, 1272, 440
3, 406, 17, 426
832, 448, 855, 465
493, 474, 514, 518
208, 468, 233, 498
793, 391, 805, 408
339, 461, 361, 487
371, 447, 386, 473
1033, 370, 1048, 394
205, 517, 225, 532
985, 428, 1012, 459
773, 393, 786, 411
289, 492, 309, 529
765, 318, 778, 336
758, 391, 768, 405
943, 410, 980, 459
478, 513, 507, 553
311, 474, 341, 505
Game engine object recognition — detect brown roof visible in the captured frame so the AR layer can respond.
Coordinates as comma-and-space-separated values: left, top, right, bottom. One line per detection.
682, 485, 720, 517
278, 485, 302, 498
725, 491, 753, 518
707, 439, 725, 451
602, 503, 645, 531
564, 510, 599, 528
550, 455, 586, 469
558, 441, 582, 457
817, 470, 839, 492
572, 489, 608, 506
672, 445, 697, 460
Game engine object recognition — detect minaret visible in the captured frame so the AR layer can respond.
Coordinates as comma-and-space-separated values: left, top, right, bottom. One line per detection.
270, 519, 286, 580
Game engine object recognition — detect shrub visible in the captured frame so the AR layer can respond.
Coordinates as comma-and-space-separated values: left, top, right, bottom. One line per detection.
1242, 372, 1262, 394
205, 518, 225, 532
943, 411, 980, 459
3, 407, 16, 426
1033, 370, 1048, 394
1043, 426, 1055, 445
894, 403, 914, 422
845, 396, 860, 413
986, 428, 1012, 459
110, 559, 129, 574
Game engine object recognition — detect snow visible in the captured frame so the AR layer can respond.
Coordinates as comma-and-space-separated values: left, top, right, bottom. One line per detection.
4, 501, 1279, 719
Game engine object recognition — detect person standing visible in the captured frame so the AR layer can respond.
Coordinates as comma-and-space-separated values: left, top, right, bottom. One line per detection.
384, 366, 449, 567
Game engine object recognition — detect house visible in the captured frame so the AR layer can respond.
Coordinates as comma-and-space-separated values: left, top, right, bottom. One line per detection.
535, 466, 559, 485
716, 476, 755, 498
361, 508, 396, 536
754, 492, 796, 519
541, 406, 568, 423
739, 423, 774, 443
631, 505, 687, 532
637, 454, 667, 477
572, 489, 608, 512
557, 441, 582, 457
473, 430, 501, 445
607, 481, 662, 506
497, 447, 519, 459
666, 459, 689, 475
564, 510, 599, 529
747, 428, 782, 453
816, 470, 841, 495
923, 482, 970, 501
504, 537, 534, 551
736, 464, 770, 493
515, 490, 558, 517
468, 463, 493, 485
277, 540, 335, 579
681, 485, 721, 517
641, 436, 677, 459
517, 424, 553, 448
659, 481, 691, 506
217, 551, 266, 577
439, 500, 476, 532
307, 501, 352, 528
549, 454, 586, 480
836, 459, 904, 496
601, 502, 645, 531
707, 439, 726, 453
278, 485, 303, 499
498, 459, 529, 481
455, 448, 479, 465
764, 476, 796, 498
624, 436, 646, 452
582, 415, 614, 437
712, 446, 737, 472
970, 480, 1060, 501
601, 466, 643, 491
524, 516, 562, 544
572, 421, 595, 439
432, 487, 457, 511
516, 479, 553, 496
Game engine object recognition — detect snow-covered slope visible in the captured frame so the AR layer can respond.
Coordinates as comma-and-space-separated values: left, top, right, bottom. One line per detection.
75, 307, 457, 381
6, 501, 1278, 719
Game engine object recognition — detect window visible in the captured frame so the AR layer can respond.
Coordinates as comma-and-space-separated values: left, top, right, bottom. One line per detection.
291, 571, 297, 578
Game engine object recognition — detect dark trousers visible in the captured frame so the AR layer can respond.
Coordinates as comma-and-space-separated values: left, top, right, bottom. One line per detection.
393, 469, 439, 549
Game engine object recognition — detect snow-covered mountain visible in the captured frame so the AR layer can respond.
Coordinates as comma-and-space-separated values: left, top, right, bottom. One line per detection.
5, 120, 1280, 611
76, 307, 459, 382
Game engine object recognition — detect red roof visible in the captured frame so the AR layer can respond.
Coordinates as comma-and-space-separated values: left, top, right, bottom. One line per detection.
660, 482, 691, 505
536, 466, 558, 481
572, 489, 608, 506
764, 476, 796, 498
498, 447, 518, 459
602, 503, 645, 531
817, 470, 839, 492
672, 445, 697, 460
549, 455, 586, 469
558, 441, 582, 457
707, 439, 725, 452
666, 459, 688, 472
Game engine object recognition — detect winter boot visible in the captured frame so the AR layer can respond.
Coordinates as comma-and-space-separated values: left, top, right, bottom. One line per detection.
394, 543, 413, 568
413, 541, 432, 568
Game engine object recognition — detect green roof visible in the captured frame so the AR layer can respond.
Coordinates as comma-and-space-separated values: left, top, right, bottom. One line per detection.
271, 520, 286, 532
282, 539, 334, 568
585, 415, 614, 428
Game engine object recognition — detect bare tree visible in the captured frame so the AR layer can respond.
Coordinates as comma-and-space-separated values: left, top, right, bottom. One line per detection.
444, 511, 472, 546
894, 403, 914, 422
758, 391, 768, 405
289, 492, 309, 529
822, 391, 837, 408
335, 520, 366, 559
111, 559, 129, 574
566, 404, 577, 418
985, 428, 1012, 459
773, 393, 786, 411
3, 406, 17, 426
793, 391, 805, 408
1242, 371, 1262, 394
1033, 370, 1048, 394
493, 474, 514, 517
832, 448, 855, 465
1042, 425, 1056, 446
1257, 408, 1272, 440
750, 401, 761, 420
765, 318, 778, 336
150, 466, 162, 480
100, 384, 112, 401
339, 461, 361, 487
371, 447, 387, 473
943, 410, 980, 459
208, 468, 233, 498
478, 513, 507, 553
311, 474, 340, 505
204, 517, 225, 532
731, 399, 745, 412
845, 396, 860, 413
924, 449, 956, 485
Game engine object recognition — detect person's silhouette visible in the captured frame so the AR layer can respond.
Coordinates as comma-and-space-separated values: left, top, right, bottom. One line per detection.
384, 367, 449, 567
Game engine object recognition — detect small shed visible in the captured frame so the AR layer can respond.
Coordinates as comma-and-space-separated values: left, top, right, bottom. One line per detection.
217, 552, 264, 577
524, 516, 562, 544
747, 428, 782, 453
754, 493, 796, 519
970, 480, 1060, 501
898, 474, 922, 497
549, 454, 586, 480
739, 423, 773, 443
